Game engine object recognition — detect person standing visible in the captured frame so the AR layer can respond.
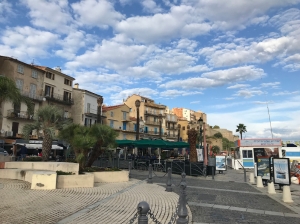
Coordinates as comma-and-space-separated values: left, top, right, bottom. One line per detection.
20, 144, 28, 160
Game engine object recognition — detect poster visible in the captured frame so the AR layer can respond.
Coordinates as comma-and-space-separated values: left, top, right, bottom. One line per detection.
256, 156, 270, 180
273, 158, 291, 185
216, 155, 226, 171
196, 148, 203, 162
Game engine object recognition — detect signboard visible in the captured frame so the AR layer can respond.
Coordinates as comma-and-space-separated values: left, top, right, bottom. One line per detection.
237, 139, 281, 147
256, 156, 270, 180
196, 148, 203, 162
273, 158, 291, 185
216, 155, 226, 171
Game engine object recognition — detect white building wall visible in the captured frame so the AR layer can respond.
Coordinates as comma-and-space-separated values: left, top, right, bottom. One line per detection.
183, 108, 191, 121
83, 93, 98, 126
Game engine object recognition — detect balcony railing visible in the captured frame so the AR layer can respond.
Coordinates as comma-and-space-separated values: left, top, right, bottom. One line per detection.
85, 108, 97, 116
166, 126, 178, 130
144, 120, 160, 125
21, 90, 43, 102
7, 110, 34, 120
144, 111, 165, 117
44, 93, 74, 105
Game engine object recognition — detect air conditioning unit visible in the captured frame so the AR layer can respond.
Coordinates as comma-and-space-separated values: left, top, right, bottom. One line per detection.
5, 131, 13, 137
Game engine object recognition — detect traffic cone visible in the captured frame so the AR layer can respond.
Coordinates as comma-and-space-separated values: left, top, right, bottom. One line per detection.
268, 181, 276, 194
249, 173, 255, 184
256, 176, 264, 188
282, 185, 293, 203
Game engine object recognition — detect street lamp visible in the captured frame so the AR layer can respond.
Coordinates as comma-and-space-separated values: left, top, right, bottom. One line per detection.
198, 117, 203, 148
177, 124, 181, 142
135, 100, 141, 140
158, 113, 162, 139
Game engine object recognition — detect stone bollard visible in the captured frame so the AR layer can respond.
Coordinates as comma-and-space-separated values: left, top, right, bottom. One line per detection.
137, 201, 150, 224
147, 164, 153, 184
166, 167, 173, 192
282, 185, 294, 203
177, 173, 188, 224
256, 176, 264, 188
254, 163, 257, 177
268, 181, 276, 194
249, 173, 255, 184
129, 162, 131, 178
243, 168, 247, 182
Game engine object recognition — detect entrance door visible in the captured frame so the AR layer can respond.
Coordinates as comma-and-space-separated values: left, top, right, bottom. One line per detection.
12, 122, 19, 137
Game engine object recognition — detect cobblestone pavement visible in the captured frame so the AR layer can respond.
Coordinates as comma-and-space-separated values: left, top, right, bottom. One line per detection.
0, 178, 191, 224
130, 168, 300, 224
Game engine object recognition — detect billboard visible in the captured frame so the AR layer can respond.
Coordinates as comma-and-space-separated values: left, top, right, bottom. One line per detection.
216, 155, 226, 171
273, 158, 291, 185
256, 156, 270, 180
236, 139, 281, 147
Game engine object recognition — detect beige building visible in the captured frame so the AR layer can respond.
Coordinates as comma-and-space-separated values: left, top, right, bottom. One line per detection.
34, 66, 75, 121
72, 84, 104, 126
102, 104, 136, 140
0, 56, 45, 139
124, 94, 167, 139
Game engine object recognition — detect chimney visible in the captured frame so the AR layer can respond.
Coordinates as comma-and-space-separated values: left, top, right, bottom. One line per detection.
74, 83, 79, 89
54, 66, 61, 72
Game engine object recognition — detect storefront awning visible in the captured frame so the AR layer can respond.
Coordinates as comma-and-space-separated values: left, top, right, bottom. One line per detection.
18, 144, 64, 150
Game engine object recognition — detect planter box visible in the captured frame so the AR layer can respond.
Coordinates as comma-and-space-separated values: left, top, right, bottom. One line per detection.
56, 173, 94, 189
93, 170, 129, 183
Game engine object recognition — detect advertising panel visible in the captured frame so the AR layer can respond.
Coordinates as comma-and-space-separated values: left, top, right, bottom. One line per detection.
273, 158, 291, 185
196, 148, 203, 162
256, 156, 270, 180
216, 155, 226, 171
238, 139, 281, 147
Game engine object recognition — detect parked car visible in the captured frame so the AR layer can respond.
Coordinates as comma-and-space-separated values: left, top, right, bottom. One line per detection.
0, 148, 9, 156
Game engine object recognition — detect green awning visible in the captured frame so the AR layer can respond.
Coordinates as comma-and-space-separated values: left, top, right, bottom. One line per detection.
115, 140, 135, 147
116, 139, 189, 148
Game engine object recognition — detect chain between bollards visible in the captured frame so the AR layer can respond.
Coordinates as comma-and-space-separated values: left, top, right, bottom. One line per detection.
147, 164, 153, 184
166, 167, 173, 192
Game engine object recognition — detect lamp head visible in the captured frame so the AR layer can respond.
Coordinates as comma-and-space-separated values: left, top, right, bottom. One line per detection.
198, 117, 203, 127
135, 99, 141, 108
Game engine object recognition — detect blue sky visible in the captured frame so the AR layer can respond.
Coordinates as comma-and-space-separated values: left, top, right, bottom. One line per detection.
1, 0, 299, 140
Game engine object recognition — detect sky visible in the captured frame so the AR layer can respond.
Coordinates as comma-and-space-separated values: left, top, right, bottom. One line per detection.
0, 0, 300, 140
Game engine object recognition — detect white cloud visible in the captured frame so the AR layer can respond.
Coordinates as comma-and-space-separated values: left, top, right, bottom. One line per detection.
160, 66, 265, 89
0, 26, 58, 60
110, 88, 159, 104
21, 0, 73, 33
141, 0, 163, 13
234, 89, 264, 98
260, 82, 280, 88
227, 84, 250, 89
190, 101, 200, 104
273, 91, 299, 96
0, 0, 13, 23
160, 89, 202, 98
72, 0, 124, 28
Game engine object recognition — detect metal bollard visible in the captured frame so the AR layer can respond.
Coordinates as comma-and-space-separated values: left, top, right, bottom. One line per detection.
177, 173, 188, 224
244, 168, 247, 182
166, 167, 172, 192
138, 201, 150, 224
147, 164, 153, 184
129, 162, 131, 178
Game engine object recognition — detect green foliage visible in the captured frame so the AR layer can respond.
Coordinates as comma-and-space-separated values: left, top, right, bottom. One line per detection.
214, 132, 223, 138
56, 170, 74, 175
83, 167, 120, 172
236, 123, 247, 139
65, 158, 77, 163
212, 125, 220, 129
23, 157, 42, 161
211, 145, 220, 154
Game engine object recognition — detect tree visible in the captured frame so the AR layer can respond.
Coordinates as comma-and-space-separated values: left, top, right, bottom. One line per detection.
86, 124, 118, 167
211, 145, 220, 154
0, 76, 33, 116
22, 105, 70, 161
212, 125, 220, 129
214, 132, 223, 138
236, 123, 247, 139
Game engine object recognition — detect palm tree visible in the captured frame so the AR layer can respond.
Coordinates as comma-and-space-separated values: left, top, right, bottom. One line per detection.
236, 123, 247, 139
86, 124, 118, 167
22, 105, 70, 161
0, 76, 33, 115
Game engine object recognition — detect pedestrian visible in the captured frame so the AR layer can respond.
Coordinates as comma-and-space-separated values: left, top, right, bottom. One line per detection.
20, 144, 28, 160
38, 150, 42, 157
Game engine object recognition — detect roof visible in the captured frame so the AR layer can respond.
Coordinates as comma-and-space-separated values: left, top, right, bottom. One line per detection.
102, 104, 124, 112
0, 55, 46, 72
34, 65, 75, 80
73, 88, 102, 98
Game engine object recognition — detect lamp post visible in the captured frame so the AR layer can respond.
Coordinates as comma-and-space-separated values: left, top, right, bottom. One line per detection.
177, 124, 181, 142
135, 100, 141, 140
97, 97, 103, 124
198, 117, 203, 148
158, 113, 162, 139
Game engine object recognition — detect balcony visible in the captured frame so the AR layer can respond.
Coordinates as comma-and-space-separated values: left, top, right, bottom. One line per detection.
166, 126, 178, 130
110, 126, 136, 132
7, 110, 34, 120
166, 119, 177, 123
20, 90, 43, 102
144, 111, 165, 117
144, 102, 166, 109
44, 93, 74, 105
145, 120, 160, 125
85, 108, 97, 116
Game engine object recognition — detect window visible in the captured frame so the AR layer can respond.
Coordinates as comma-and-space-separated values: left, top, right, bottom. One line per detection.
110, 111, 114, 117
110, 120, 114, 128
87, 103, 91, 113
123, 112, 127, 120
84, 118, 88, 126
242, 150, 253, 158
29, 84, 37, 98
46, 72, 55, 80
32, 70, 38, 79
64, 78, 72, 86
123, 134, 126, 140
154, 127, 158, 134
63, 91, 71, 102
17, 64, 24, 74
64, 111, 69, 119
15, 79, 23, 91
45, 85, 53, 97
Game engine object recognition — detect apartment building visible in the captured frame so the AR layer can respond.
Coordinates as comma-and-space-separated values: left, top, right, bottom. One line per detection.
34, 66, 75, 120
102, 104, 136, 140
164, 107, 179, 141
124, 94, 166, 139
0, 56, 45, 139
72, 83, 104, 126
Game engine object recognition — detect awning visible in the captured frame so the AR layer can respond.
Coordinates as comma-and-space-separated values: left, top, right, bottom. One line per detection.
116, 139, 189, 148
16, 143, 63, 150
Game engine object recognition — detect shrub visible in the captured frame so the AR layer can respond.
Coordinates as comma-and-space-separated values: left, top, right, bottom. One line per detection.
23, 157, 42, 161
83, 166, 121, 172
65, 158, 77, 163
56, 170, 74, 175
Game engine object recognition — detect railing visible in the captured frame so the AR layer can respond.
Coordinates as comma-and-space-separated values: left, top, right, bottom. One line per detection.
110, 126, 136, 132
144, 111, 165, 116
144, 120, 160, 125
44, 93, 74, 105
7, 110, 34, 120
166, 126, 177, 130
20, 90, 44, 101
85, 108, 97, 115
165, 119, 177, 123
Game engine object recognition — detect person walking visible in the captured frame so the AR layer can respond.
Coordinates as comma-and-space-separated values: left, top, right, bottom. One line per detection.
20, 144, 28, 160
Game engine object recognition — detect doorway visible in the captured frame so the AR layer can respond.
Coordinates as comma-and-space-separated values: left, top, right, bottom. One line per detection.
12, 122, 19, 137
